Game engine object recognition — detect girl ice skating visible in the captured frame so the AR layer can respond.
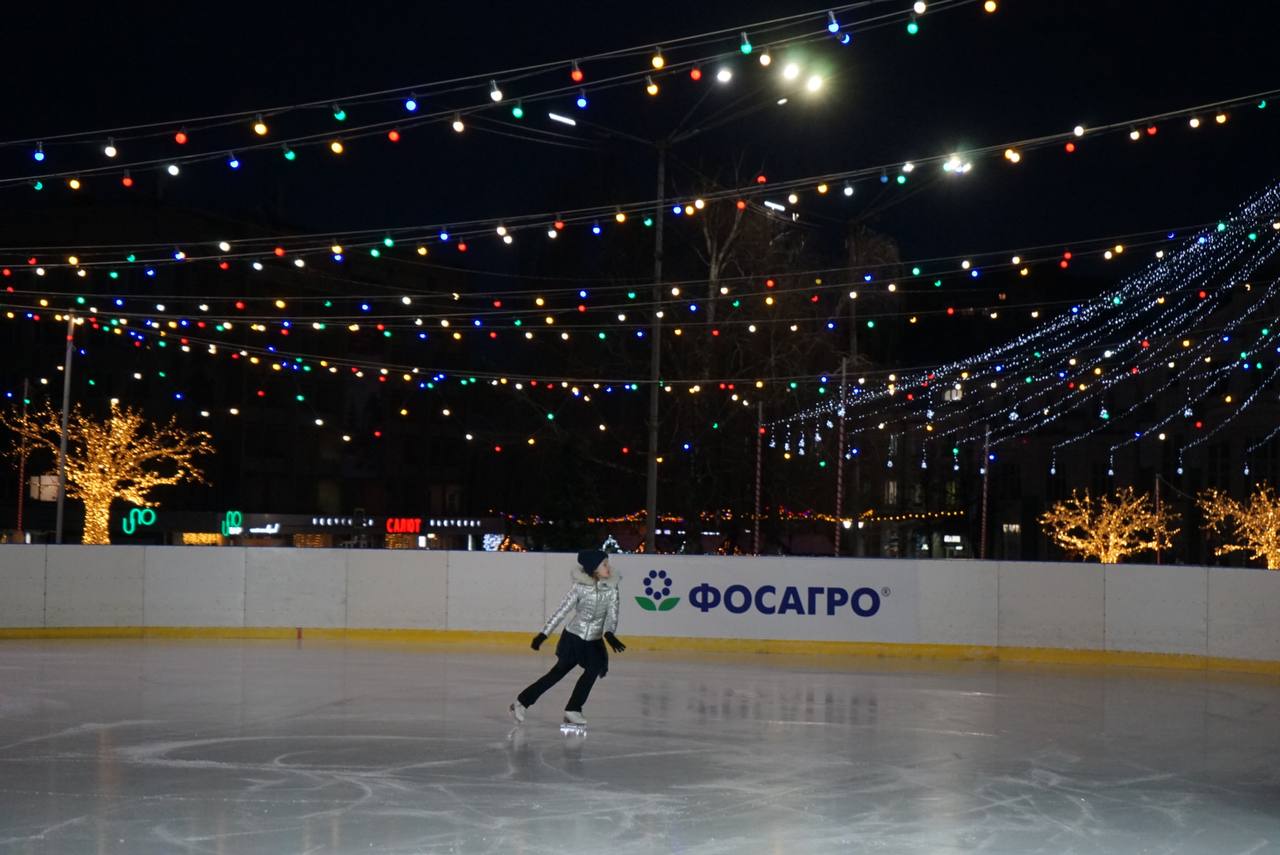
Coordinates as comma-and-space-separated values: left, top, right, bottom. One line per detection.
511, 549, 626, 730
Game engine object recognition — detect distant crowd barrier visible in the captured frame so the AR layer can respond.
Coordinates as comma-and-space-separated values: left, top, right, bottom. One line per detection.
1, 546, 1277, 673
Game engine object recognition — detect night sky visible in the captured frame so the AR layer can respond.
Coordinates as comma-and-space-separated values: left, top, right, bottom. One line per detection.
9, 1, 1280, 255
4, 0, 1280, 533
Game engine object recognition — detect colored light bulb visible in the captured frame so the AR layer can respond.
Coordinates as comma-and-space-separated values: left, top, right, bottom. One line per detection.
387, 129, 401, 142
570, 60, 584, 82
282, 146, 296, 160
174, 129, 189, 144
651, 48, 665, 69
511, 102, 524, 119
121, 171, 133, 187
227, 153, 240, 168
33, 142, 45, 162
645, 75, 659, 96
404, 95, 418, 112
576, 90, 588, 108
252, 115, 268, 135
332, 104, 347, 121
739, 32, 752, 54
827, 11, 839, 33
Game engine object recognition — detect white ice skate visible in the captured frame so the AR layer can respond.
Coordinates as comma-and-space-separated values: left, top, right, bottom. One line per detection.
560, 710, 587, 735
510, 701, 526, 724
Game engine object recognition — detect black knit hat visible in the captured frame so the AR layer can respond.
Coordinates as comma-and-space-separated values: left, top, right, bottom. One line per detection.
577, 549, 608, 575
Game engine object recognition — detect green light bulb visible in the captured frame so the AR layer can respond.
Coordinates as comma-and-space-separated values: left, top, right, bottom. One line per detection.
906, 20, 919, 34
896, 175, 907, 184
911, 266, 921, 275
383, 236, 394, 247
511, 104, 525, 119
33, 180, 43, 191
369, 248, 381, 257
283, 148, 296, 161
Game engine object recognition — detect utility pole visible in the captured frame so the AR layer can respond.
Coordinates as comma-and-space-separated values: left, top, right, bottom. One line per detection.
15, 378, 28, 541
835, 356, 848, 556
644, 144, 667, 555
979, 423, 991, 560
55, 315, 75, 544
754, 401, 763, 555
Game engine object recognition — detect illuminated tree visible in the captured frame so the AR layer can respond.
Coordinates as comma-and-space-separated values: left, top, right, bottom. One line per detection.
1039, 486, 1179, 564
2, 401, 213, 544
1198, 485, 1280, 569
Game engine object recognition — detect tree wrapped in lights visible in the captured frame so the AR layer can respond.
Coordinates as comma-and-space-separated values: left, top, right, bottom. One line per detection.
1039, 486, 1178, 564
1197, 485, 1280, 569
1, 401, 213, 544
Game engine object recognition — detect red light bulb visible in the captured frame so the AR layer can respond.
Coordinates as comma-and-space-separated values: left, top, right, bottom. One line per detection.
387, 129, 401, 142
690, 67, 702, 81
174, 130, 189, 145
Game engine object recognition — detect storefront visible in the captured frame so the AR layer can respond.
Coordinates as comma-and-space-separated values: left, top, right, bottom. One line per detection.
110, 508, 502, 550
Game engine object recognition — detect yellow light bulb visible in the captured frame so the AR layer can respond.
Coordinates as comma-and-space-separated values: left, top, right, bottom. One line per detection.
615, 211, 627, 223
816, 183, 829, 194
330, 140, 344, 154
253, 117, 269, 136
68, 178, 82, 190
983, 0, 997, 11
646, 76, 659, 96
651, 51, 665, 69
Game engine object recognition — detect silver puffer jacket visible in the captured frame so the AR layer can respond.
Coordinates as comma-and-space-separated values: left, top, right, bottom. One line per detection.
541, 567, 620, 641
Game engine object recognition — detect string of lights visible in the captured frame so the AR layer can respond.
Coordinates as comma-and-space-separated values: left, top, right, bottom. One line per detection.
7, 1, 983, 182
766, 182, 1280, 475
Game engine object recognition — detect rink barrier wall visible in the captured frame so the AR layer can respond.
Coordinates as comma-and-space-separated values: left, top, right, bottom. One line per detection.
0, 546, 1278, 674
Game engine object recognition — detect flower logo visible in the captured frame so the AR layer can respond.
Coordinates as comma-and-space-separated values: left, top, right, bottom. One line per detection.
635, 569, 680, 611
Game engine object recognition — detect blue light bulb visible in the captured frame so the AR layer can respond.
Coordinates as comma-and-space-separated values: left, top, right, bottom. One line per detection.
227, 154, 240, 169
827, 11, 839, 33
33, 143, 46, 162
404, 96, 418, 112
591, 222, 602, 235
576, 91, 588, 109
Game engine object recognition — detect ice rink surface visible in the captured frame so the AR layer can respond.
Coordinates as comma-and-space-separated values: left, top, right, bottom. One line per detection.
0, 640, 1277, 854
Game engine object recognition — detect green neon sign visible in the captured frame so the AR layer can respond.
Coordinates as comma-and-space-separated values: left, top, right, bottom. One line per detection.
121, 507, 157, 535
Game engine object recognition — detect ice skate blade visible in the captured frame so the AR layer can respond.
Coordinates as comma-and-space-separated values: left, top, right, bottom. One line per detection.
560, 724, 588, 736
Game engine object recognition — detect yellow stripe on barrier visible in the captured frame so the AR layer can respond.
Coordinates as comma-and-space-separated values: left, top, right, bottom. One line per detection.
0, 626, 1277, 675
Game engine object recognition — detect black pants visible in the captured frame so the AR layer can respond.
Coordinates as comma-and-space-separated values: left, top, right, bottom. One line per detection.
517, 632, 607, 712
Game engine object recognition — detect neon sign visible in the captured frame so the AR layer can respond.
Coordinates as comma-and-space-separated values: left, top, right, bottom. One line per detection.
121, 507, 156, 535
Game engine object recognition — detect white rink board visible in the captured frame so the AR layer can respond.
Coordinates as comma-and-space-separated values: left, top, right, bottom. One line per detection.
998, 561, 1104, 650
144, 546, 245, 627
346, 550, 448, 629
3, 546, 1280, 666
608, 555, 918, 643
916, 560, 996, 646
244, 548, 346, 628
44, 545, 145, 627
1207, 567, 1280, 662
446, 551, 546, 631
1105, 564, 1208, 656
0, 545, 47, 627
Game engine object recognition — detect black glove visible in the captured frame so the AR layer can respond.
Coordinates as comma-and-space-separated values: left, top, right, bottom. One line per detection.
604, 632, 626, 653
531, 632, 547, 651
